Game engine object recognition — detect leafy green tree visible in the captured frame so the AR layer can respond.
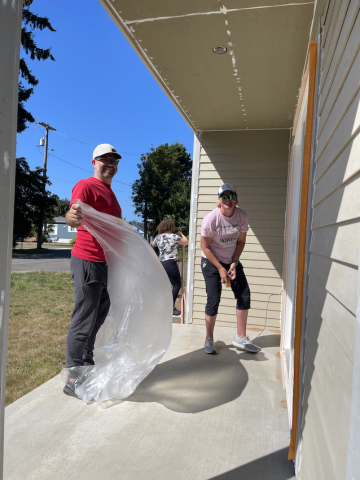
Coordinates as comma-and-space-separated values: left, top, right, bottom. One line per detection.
51, 194, 70, 217
13, 158, 57, 246
132, 143, 192, 236
18, 0, 56, 133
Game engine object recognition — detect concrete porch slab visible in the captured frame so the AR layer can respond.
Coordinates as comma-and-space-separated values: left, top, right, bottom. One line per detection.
4, 325, 295, 480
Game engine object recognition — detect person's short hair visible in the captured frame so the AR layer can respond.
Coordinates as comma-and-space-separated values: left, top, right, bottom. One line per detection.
157, 219, 176, 234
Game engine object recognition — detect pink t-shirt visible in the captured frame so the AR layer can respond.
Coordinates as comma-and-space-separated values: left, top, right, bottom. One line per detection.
201, 207, 249, 263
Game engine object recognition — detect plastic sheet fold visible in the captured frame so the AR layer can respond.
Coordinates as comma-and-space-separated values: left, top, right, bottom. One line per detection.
61, 201, 173, 405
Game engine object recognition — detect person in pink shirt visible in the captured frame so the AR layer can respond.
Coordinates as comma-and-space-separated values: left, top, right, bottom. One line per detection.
200, 183, 261, 355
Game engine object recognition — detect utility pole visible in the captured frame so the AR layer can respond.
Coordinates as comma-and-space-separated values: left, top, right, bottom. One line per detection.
37, 122, 56, 249
144, 152, 148, 242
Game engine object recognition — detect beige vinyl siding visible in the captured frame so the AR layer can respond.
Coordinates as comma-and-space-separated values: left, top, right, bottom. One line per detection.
192, 129, 289, 329
298, 2, 359, 479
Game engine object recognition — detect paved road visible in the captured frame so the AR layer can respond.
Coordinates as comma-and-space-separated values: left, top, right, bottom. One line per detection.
12, 249, 188, 274
12, 249, 71, 272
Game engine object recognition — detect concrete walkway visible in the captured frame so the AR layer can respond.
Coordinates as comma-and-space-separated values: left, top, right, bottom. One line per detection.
4, 325, 295, 480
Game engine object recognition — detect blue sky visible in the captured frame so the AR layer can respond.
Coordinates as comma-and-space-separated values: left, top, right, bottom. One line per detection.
17, 0, 194, 221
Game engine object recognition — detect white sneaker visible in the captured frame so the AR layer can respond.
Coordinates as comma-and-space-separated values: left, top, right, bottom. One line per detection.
204, 337, 217, 355
232, 335, 261, 353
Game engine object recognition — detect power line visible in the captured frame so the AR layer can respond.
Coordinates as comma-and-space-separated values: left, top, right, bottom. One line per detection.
53, 130, 89, 145
53, 130, 142, 155
49, 154, 93, 174
35, 122, 142, 156
49, 175, 133, 194
48, 153, 133, 187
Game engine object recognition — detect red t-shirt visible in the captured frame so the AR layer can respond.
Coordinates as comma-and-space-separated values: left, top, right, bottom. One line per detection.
70, 177, 122, 262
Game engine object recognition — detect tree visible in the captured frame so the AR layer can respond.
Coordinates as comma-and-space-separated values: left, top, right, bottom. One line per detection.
18, 0, 56, 133
13, 158, 57, 246
51, 194, 70, 217
132, 143, 192, 236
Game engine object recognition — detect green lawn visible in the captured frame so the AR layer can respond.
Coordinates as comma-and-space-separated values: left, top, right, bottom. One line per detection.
6, 272, 73, 405
7, 269, 186, 406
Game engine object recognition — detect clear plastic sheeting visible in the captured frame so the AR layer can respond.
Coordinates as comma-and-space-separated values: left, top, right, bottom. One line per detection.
61, 201, 173, 405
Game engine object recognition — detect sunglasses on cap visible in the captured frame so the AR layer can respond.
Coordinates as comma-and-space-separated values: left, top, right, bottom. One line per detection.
219, 193, 236, 200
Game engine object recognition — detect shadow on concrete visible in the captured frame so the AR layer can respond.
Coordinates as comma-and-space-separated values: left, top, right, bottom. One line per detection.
249, 334, 281, 349
209, 447, 295, 479
127, 341, 268, 414
12, 249, 71, 260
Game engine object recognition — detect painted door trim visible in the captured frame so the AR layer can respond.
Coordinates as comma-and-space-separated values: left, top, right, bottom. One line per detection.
185, 132, 201, 324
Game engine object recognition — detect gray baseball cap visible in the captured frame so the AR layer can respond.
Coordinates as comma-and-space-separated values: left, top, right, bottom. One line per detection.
218, 183, 236, 196
93, 143, 122, 160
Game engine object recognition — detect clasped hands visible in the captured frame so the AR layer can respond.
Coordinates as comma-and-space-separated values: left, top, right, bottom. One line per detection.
219, 263, 237, 284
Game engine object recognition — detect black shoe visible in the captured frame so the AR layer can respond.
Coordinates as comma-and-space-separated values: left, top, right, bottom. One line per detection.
83, 358, 95, 366
82, 350, 95, 366
63, 377, 82, 399
173, 308, 181, 317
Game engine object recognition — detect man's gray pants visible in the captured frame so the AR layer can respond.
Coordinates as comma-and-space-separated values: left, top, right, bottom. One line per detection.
66, 255, 110, 368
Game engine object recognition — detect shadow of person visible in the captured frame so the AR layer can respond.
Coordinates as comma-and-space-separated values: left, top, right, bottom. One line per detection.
247, 334, 281, 349
209, 447, 295, 480
126, 341, 267, 414
12, 249, 71, 260
229, 349, 269, 363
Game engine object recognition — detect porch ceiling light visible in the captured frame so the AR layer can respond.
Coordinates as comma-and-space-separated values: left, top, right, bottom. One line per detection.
212, 46, 227, 54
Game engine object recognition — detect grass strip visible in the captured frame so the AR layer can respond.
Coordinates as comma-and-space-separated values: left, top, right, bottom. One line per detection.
6, 272, 73, 406
7, 270, 186, 406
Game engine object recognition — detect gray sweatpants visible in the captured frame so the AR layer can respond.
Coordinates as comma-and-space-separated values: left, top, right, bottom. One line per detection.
66, 255, 110, 368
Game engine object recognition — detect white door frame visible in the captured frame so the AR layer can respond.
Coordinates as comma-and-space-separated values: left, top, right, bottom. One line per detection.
185, 132, 201, 324
283, 78, 309, 427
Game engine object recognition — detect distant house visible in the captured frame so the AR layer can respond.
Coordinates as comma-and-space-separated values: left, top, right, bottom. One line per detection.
48, 217, 77, 243
130, 220, 144, 230
47, 218, 144, 243
128, 220, 144, 237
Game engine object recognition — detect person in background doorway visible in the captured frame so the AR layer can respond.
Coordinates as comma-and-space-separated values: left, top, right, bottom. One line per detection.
64, 143, 122, 398
200, 183, 261, 355
152, 219, 188, 317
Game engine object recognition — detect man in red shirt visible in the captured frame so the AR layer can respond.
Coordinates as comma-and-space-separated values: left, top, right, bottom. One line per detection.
64, 143, 122, 398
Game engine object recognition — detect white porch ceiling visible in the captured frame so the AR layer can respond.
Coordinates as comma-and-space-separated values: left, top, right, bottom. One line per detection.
100, 0, 315, 132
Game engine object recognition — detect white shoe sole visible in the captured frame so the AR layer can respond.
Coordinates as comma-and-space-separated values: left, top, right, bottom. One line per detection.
232, 340, 261, 353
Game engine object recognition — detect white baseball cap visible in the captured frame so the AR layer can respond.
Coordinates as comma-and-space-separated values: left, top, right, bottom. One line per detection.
93, 143, 122, 160
218, 183, 236, 196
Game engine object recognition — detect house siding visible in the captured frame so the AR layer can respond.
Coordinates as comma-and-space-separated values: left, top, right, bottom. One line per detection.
298, 1, 359, 478
191, 129, 290, 329
49, 222, 77, 242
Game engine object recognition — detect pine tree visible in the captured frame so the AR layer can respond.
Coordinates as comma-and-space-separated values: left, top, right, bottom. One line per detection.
13, 158, 57, 246
18, 0, 56, 133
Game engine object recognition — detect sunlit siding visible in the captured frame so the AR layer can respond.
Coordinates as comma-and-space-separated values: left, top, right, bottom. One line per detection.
192, 129, 290, 329
298, 1, 360, 478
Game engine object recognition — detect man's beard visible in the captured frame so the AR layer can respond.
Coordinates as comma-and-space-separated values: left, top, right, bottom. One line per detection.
96, 165, 116, 178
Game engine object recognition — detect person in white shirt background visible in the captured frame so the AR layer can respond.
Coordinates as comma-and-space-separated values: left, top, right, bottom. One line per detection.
152, 219, 188, 317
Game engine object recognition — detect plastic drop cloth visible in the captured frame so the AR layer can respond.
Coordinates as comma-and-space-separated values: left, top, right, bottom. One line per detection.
61, 201, 173, 404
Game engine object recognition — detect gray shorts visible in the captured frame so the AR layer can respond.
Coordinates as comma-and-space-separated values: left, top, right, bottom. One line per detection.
66, 255, 110, 368
201, 258, 251, 316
